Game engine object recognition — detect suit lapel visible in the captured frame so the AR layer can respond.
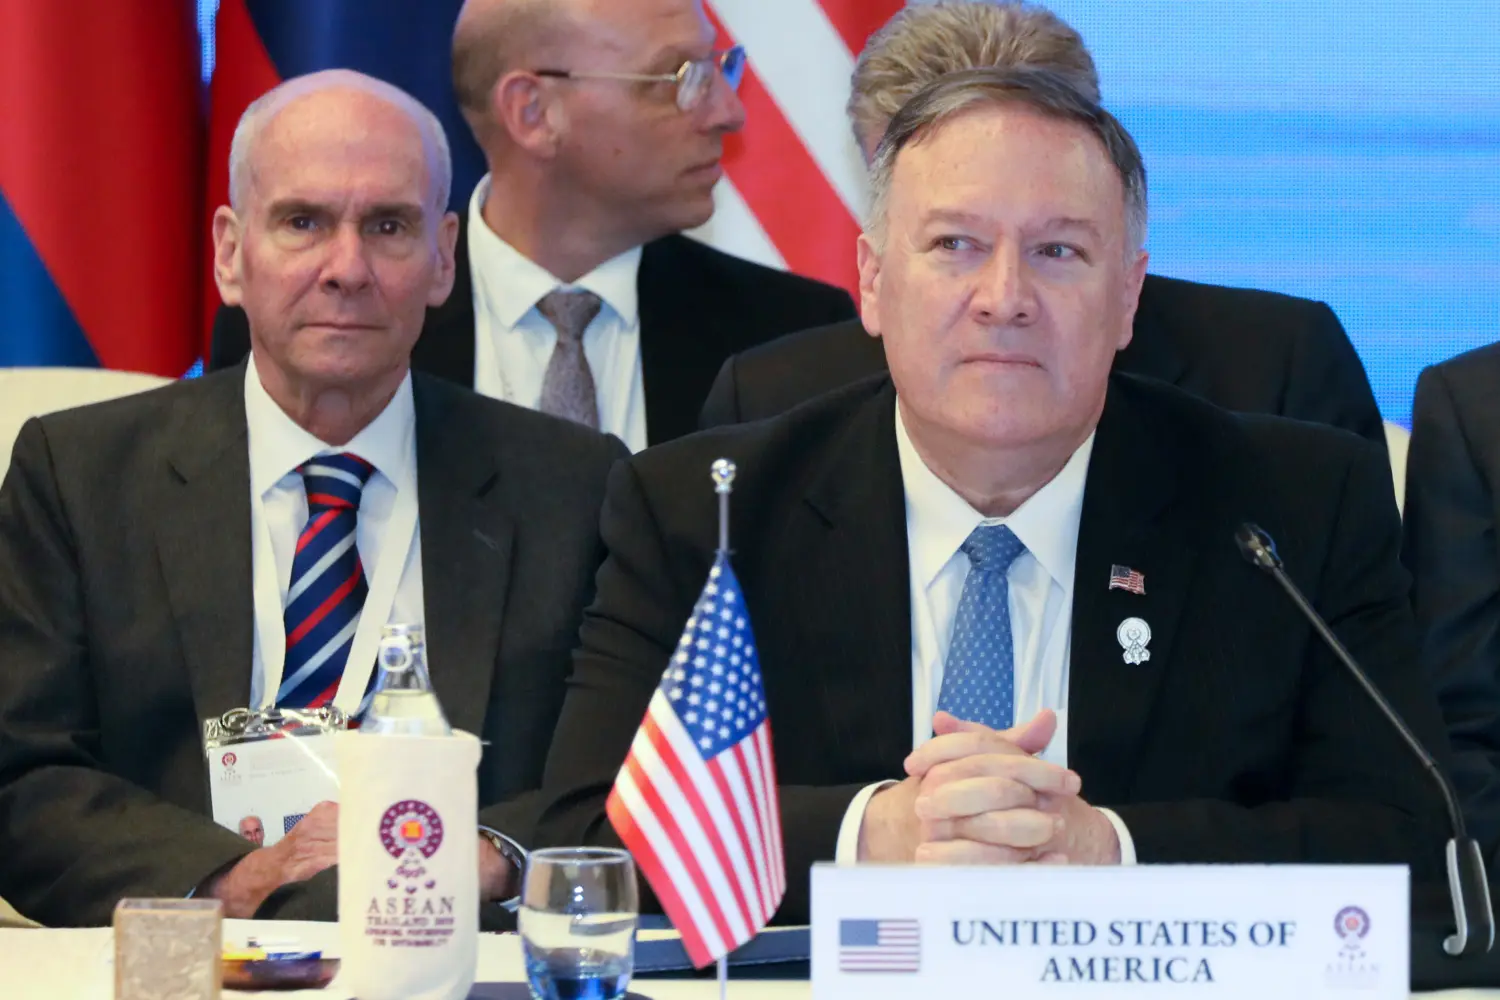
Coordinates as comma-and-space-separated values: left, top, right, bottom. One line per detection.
156, 371, 256, 724
1117, 276, 1187, 388
794, 382, 914, 773
1068, 377, 1198, 804
637, 237, 726, 445
413, 377, 514, 737
412, 213, 479, 388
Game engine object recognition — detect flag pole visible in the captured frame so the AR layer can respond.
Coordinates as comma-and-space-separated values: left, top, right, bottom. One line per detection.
712, 457, 736, 1000
711, 458, 736, 554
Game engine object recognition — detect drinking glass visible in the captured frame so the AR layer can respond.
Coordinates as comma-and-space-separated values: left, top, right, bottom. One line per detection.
520, 847, 639, 1000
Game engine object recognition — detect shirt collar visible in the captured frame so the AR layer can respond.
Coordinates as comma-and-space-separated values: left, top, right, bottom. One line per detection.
896, 401, 1094, 592
244, 355, 416, 497
467, 173, 642, 329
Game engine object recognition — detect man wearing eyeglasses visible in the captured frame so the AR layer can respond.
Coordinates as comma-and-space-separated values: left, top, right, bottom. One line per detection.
209, 0, 856, 450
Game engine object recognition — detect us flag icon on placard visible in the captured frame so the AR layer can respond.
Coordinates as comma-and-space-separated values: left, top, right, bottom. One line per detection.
283, 813, 307, 836
839, 919, 921, 973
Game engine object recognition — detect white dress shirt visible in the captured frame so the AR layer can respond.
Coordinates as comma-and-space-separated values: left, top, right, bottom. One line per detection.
468, 174, 648, 453
833, 402, 1135, 864
242, 360, 526, 884
244, 358, 425, 710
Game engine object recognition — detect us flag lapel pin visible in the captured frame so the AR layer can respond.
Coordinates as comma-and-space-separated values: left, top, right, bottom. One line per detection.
1108, 564, 1146, 595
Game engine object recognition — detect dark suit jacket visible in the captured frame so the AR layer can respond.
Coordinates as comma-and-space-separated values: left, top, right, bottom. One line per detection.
699, 274, 1386, 446
1404, 342, 1500, 855
537, 374, 1448, 923
209, 221, 856, 446
0, 367, 626, 926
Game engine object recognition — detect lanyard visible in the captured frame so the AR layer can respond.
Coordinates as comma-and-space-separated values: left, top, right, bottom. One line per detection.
253, 470, 420, 714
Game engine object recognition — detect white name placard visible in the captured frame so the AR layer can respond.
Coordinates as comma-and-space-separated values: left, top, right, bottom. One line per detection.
812, 864, 1407, 998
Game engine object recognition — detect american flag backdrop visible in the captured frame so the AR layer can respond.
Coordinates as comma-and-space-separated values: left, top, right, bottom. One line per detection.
606, 553, 785, 968
687, 0, 905, 298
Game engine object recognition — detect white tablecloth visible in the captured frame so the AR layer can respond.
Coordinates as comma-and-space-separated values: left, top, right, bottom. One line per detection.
1, 920, 1496, 1000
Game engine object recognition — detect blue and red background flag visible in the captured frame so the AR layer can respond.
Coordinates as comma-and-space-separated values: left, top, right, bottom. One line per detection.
607, 552, 785, 968
205, 0, 485, 353
0, 1, 203, 374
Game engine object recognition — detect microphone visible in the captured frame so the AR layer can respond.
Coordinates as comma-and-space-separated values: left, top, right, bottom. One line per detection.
1235, 522, 1493, 958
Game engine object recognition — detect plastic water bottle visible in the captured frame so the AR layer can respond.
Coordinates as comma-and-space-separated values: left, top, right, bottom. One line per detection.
338, 621, 480, 1000
362, 624, 450, 735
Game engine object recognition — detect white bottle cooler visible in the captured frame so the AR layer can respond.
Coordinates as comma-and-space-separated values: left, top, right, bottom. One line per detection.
336, 729, 482, 1000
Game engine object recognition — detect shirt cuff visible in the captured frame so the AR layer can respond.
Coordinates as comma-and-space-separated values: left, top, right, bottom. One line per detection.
479, 824, 528, 912
834, 781, 897, 864
1097, 807, 1136, 865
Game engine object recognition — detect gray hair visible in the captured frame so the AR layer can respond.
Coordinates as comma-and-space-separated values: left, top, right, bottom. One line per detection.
849, 1, 1099, 155
865, 67, 1148, 254
228, 69, 453, 214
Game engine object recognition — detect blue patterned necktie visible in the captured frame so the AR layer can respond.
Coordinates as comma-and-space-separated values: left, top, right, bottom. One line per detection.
277, 453, 375, 709
937, 523, 1029, 730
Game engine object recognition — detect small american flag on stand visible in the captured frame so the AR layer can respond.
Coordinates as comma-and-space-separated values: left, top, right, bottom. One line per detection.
606, 551, 786, 969
1108, 564, 1147, 595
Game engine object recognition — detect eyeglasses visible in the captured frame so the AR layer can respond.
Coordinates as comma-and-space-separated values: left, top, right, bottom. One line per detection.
534, 46, 746, 113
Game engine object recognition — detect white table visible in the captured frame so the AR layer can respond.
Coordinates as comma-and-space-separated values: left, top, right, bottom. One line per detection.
2, 920, 805, 1000
2, 921, 1496, 1000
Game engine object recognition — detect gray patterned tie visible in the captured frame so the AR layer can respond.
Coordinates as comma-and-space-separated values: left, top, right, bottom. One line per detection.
536, 289, 603, 429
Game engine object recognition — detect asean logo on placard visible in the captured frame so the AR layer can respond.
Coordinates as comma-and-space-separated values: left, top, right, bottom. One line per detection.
221, 751, 237, 770
1334, 905, 1370, 955
380, 799, 444, 893
1325, 904, 1378, 989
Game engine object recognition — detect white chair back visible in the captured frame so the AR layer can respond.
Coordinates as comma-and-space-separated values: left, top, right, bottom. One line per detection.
0, 367, 173, 472
1384, 420, 1411, 517
0, 894, 39, 929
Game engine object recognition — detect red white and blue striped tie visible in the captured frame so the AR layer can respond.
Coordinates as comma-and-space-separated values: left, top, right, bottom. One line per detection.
277, 453, 375, 709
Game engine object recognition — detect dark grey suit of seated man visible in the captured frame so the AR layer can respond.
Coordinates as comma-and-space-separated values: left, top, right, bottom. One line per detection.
0, 71, 624, 927
1404, 341, 1500, 858
534, 69, 1449, 925
699, 1, 1383, 444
